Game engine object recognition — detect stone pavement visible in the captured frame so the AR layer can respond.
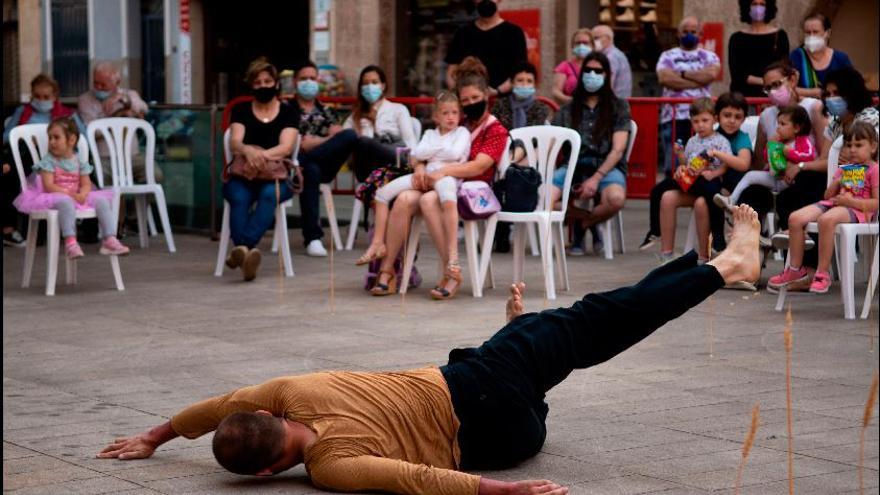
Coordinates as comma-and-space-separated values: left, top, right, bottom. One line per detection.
4, 200, 878, 494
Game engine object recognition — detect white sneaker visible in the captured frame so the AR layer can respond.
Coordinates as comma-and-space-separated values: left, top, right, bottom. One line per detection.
306, 239, 328, 257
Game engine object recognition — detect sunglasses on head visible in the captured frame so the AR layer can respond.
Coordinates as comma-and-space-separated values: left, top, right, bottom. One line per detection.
584, 68, 605, 75
762, 79, 786, 95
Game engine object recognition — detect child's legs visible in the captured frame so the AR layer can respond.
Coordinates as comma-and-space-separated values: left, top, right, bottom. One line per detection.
816, 206, 853, 273
693, 197, 710, 259
787, 205, 823, 268
93, 198, 117, 238
52, 196, 78, 238
434, 176, 460, 262
659, 189, 694, 253
730, 171, 776, 204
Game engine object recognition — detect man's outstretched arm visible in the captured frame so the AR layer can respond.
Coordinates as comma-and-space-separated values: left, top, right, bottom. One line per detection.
97, 421, 178, 459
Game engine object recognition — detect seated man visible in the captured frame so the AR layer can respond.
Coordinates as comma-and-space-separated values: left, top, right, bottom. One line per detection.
98, 206, 761, 494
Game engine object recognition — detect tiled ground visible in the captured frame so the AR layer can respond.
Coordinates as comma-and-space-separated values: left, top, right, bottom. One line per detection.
4, 200, 878, 494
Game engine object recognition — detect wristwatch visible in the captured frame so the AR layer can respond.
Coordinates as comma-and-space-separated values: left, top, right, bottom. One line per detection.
797, 162, 805, 170
680, 70, 686, 79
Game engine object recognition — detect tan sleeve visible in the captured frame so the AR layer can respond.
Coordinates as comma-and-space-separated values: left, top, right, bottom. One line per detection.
309, 455, 480, 495
169, 378, 291, 439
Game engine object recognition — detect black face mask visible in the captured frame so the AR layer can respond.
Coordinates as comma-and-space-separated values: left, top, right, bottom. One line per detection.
253, 86, 278, 104
476, 0, 497, 18
462, 100, 487, 121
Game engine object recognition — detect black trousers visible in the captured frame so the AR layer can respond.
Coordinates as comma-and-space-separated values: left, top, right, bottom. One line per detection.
648, 177, 726, 252
1, 168, 20, 229
441, 251, 724, 469
298, 129, 359, 244
352, 136, 399, 183
738, 170, 826, 268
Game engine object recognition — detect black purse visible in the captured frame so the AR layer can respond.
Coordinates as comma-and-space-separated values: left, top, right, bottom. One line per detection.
493, 139, 542, 212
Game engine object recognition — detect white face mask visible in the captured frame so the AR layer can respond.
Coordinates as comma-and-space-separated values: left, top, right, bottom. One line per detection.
594, 39, 604, 52
803, 35, 826, 53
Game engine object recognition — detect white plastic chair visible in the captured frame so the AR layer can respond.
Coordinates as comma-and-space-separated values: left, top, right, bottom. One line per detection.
596, 120, 637, 260
741, 116, 759, 148
478, 126, 581, 300
345, 116, 423, 250
10, 124, 124, 295
213, 128, 296, 277
87, 117, 176, 253
775, 136, 879, 319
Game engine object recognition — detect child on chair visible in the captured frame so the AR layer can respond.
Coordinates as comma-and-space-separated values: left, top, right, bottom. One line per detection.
13, 117, 129, 258
357, 91, 470, 270
769, 120, 878, 294
715, 105, 816, 211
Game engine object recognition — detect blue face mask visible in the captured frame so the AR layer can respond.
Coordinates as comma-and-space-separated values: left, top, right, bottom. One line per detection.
297, 79, 320, 100
824, 96, 848, 117
680, 33, 699, 50
361, 83, 383, 104
31, 99, 54, 113
581, 71, 605, 93
572, 43, 592, 58
94, 89, 112, 101
512, 86, 536, 100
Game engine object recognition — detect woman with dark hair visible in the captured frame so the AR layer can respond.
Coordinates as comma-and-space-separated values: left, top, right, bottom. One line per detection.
821, 67, 878, 155
223, 58, 300, 281
550, 51, 631, 256
728, 0, 790, 97
343, 65, 418, 182
789, 13, 853, 99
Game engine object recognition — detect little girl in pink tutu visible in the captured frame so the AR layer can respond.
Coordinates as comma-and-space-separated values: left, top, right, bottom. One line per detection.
13, 117, 129, 258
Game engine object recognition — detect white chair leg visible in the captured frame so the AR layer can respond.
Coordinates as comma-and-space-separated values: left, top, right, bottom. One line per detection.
134, 196, 149, 249
153, 189, 176, 253
616, 211, 626, 253
321, 184, 343, 251
110, 255, 125, 291
399, 216, 422, 294
65, 257, 76, 285
214, 202, 231, 277
45, 212, 60, 296
276, 204, 294, 277
839, 232, 856, 320
346, 198, 363, 251
463, 220, 482, 297
147, 208, 158, 236
766, 212, 783, 261
22, 218, 38, 288
684, 211, 697, 253
862, 237, 878, 319
512, 223, 527, 284
538, 218, 556, 300
603, 219, 614, 260
528, 222, 540, 256
775, 248, 791, 312
554, 221, 569, 291
478, 216, 498, 291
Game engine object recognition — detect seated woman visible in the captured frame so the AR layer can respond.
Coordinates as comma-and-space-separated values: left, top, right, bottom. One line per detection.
550, 52, 631, 256
343, 65, 419, 183
223, 58, 299, 282
371, 57, 508, 299
552, 28, 595, 105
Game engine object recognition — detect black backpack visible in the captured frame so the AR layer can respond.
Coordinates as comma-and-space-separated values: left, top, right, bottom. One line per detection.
493, 139, 542, 212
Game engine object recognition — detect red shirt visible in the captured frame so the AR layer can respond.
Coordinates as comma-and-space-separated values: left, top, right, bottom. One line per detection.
468, 119, 508, 184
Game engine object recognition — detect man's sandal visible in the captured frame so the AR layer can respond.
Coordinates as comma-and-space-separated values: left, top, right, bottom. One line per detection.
370, 270, 398, 296
356, 245, 387, 266
430, 262, 462, 300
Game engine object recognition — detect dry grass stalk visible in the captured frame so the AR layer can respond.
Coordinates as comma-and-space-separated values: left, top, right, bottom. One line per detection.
734, 402, 761, 494
784, 305, 794, 495
708, 296, 715, 358
329, 225, 335, 315
859, 371, 879, 495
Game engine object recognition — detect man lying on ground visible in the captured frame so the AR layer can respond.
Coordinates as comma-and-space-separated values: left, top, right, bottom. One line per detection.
98, 205, 761, 495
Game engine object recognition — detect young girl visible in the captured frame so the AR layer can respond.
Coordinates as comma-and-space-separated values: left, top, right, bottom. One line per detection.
769, 120, 878, 293
715, 105, 816, 210
13, 117, 129, 258
356, 92, 470, 269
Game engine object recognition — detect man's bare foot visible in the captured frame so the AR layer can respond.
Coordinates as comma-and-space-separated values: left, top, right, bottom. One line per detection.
506, 282, 526, 322
708, 204, 761, 285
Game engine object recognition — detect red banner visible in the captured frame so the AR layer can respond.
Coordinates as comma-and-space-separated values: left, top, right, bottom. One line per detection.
501, 9, 541, 79
700, 22, 724, 81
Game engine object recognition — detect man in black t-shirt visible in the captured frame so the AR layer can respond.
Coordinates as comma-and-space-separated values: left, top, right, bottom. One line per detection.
444, 0, 527, 95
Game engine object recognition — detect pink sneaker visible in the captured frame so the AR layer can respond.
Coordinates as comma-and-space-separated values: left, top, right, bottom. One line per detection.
66, 241, 84, 259
768, 266, 810, 289
809, 271, 832, 294
99, 236, 130, 256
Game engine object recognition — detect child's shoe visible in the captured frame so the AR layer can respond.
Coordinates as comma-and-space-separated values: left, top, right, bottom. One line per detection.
66, 241, 84, 259
809, 271, 832, 294
712, 193, 734, 212
768, 266, 810, 289
99, 236, 130, 256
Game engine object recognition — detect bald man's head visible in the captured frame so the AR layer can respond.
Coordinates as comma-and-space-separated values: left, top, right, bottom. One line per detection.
678, 16, 700, 35
591, 25, 614, 52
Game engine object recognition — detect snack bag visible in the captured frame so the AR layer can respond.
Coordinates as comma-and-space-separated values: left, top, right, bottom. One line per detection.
766, 141, 788, 177
839, 164, 868, 196
676, 150, 710, 192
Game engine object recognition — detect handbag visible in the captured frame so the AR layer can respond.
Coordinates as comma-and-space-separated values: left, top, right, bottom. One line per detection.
457, 180, 501, 220
226, 155, 304, 193
493, 139, 542, 212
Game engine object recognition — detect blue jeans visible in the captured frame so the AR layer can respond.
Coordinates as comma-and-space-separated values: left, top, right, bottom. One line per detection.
298, 129, 359, 245
552, 166, 627, 194
660, 119, 692, 177
223, 178, 294, 249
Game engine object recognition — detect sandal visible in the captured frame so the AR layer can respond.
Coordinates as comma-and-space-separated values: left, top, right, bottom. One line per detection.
430, 262, 462, 300
370, 269, 398, 296
356, 244, 387, 266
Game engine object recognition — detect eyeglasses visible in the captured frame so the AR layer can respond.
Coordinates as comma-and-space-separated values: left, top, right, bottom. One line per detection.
762, 79, 786, 95
584, 68, 605, 75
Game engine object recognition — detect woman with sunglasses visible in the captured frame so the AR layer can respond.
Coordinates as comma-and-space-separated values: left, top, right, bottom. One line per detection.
550, 51, 631, 256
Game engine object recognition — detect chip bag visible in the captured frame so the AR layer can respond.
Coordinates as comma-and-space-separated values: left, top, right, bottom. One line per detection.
676, 150, 711, 192
766, 141, 788, 177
